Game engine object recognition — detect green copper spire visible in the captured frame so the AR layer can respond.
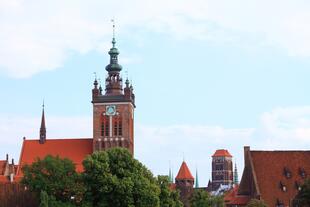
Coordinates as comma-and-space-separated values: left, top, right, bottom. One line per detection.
234, 163, 239, 185
105, 19, 122, 72
195, 168, 199, 188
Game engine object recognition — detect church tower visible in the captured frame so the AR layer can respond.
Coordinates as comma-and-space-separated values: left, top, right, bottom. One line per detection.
211, 149, 233, 191
92, 24, 135, 154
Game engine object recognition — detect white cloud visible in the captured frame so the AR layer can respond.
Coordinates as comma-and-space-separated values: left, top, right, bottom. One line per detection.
1, 0, 310, 78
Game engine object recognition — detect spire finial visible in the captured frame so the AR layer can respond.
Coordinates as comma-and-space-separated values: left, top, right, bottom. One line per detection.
195, 167, 199, 188
39, 101, 46, 144
111, 19, 116, 48
234, 162, 239, 185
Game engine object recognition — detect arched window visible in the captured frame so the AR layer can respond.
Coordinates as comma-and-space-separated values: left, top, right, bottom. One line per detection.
113, 115, 123, 137
101, 115, 109, 137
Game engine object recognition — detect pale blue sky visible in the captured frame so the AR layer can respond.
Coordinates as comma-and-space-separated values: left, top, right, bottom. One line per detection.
1, 0, 310, 186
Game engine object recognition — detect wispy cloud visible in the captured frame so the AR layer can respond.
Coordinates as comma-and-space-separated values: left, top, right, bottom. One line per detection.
1, 0, 310, 78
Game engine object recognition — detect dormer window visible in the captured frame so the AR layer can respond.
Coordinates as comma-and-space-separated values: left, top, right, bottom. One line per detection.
280, 181, 287, 192
299, 167, 306, 178
283, 167, 291, 178
295, 181, 302, 191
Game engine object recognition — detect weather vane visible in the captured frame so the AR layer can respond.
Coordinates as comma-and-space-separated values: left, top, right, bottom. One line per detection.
111, 19, 115, 39
93, 72, 97, 80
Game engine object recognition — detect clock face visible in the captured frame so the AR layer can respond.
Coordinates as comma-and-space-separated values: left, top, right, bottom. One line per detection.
106, 105, 116, 116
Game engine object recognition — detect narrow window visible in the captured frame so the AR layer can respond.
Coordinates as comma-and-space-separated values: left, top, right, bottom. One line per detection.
118, 118, 122, 136
105, 117, 109, 137
114, 118, 118, 136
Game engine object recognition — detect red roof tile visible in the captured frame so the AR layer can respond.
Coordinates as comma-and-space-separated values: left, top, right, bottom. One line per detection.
0, 175, 9, 183
17, 138, 93, 175
169, 183, 176, 190
176, 161, 194, 180
250, 151, 310, 207
224, 185, 250, 205
212, 149, 232, 157
0, 160, 7, 175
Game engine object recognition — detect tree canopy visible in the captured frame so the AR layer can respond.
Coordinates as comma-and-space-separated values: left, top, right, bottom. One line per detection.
246, 199, 268, 207
294, 179, 310, 207
22, 148, 183, 207
21, 155, 84, 206
82, 148, 160, 207
190, 189, 224, 207
157, 175, 183, 207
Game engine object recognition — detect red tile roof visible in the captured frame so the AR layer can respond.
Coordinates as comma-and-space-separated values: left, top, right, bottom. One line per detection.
169, 183, 176, 190
0, 175, 9, 183
212, 149, 232, 157
250, 151, 310, 207
17, 138, 93, 175
224, 185, 250, 206
0, 160, 7, 175
176, 161, 194, 180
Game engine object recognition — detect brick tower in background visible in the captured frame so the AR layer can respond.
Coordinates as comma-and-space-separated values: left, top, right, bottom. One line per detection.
175, 161, 194, 207
211, 149, 233, 190
92, 26, 135, 154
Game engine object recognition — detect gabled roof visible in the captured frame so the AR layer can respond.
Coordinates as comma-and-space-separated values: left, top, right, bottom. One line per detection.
176, 161, 194, 180
250, 150, 310, 206
224, 185, 250, 206
212, 149, 232, 157
17, 138, 93, 175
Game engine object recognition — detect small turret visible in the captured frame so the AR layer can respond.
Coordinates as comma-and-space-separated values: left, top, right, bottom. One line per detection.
92, 78, 99, 99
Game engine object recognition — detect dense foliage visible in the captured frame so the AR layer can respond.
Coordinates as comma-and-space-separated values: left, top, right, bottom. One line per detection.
83, 148, 160, 207
294, 179, 310, 206
22, 148, 184, 207
246, 199, 268, 207
157, 175, 183, 207
22, 155, 84, 206
190, 189, 224, 207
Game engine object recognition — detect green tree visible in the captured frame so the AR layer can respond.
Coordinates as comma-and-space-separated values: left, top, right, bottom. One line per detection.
295, 179, 310, 206
21, 155, 84, 206
157, 175, 183, 207
190, 189, 212, 207
39, 191, 49, 207
82, 148, 160, 207
246, 199, 268, 207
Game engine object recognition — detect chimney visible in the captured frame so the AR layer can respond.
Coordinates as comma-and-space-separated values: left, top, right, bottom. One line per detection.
6, 154, 8, 161
11, 158, 14, 165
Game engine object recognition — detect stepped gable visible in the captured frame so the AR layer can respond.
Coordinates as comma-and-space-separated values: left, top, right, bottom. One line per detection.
17, 138, 93, 175
176, 161, 194, 180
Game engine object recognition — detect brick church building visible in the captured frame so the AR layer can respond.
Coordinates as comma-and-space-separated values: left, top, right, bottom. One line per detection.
0, 32, 135, 183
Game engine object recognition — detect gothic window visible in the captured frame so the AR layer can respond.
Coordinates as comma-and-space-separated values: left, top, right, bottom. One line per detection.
118, 118, 122, 136
101, 115, 109, 137
113, 115, 122, 137
276, 199, 284, 207
114, 118, 118, 136
215, 164, 223, 171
